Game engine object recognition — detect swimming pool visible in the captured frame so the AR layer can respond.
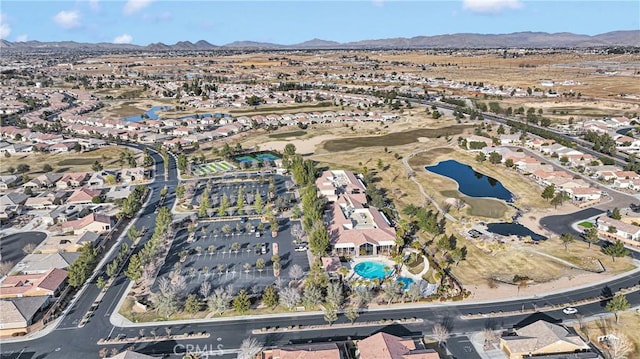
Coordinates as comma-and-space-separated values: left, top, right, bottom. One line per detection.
397, 277, 414, 290
353, 261, 393, 279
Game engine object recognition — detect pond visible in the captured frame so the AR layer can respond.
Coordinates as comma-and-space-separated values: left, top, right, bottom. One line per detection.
486, 222, 548, 241
123, 105, 172, 122
425, 159, 513, 202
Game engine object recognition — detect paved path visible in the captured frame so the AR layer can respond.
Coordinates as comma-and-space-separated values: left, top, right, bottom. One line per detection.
401, 144, 457, 222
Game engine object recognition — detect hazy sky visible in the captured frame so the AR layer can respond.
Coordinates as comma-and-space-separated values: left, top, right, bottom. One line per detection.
1, 1, 638, 45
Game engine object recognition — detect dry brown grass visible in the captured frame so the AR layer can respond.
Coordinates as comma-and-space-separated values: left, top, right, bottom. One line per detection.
577, 313, 640, 357
537, 237, 635, 274
0, 146, 142, 176
450, 237, 568, 284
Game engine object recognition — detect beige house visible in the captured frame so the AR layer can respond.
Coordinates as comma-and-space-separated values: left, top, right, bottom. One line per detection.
0, 296, 49, 336
500, 320, 590, 359
61, 213, 112, 235
356, 333, 440, 359
262, 343, 341, 359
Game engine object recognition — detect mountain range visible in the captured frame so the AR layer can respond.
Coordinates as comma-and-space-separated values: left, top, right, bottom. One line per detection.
1, 31, 638, 51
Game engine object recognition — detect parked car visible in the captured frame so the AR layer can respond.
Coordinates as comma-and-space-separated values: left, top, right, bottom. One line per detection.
563, 307, 578, 315
294, 245, 308, 252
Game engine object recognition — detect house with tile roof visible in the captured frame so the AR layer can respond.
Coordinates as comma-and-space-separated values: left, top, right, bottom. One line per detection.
317, 170, 396, 257
261, 343, 341, 359
500, 320, 591, 359
66, 187, 102, 204
596, 216, 640, 248
56, 173, 89, 189
356, 332, 440, 359
0, 268, 68, 299
61, 213, 112, 235
106, 351, 161, 359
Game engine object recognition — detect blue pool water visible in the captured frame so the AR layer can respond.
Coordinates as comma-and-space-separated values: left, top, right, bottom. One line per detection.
425, 159, 513, 202
397, 277, 414, 290
353, 261, 393, 279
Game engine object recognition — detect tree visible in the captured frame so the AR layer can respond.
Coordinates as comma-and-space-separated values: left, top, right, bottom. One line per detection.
92, 161, 103, 172
541, 185, 555, 201
488, 152, 502, 165
96, 276, 106, 289
279, 287, 301, 310
262, 285, 279, 308
611, 207, 622, 220
0, 261, 14, 277
124, 253, 143, 282
42, 164, 53, 172
603, 330, 634, 359
16, 164, 30, 173
254, 191, 264, 214
67, 243, 96, 287
475, 152, 486, 163
547, 190, 566, 207
504, 158, 514, 168
345, 306, 360, 324
238, 337, 263, 359
256, 258, 266, 272
406, 283, 423, 302
151, 279, 179, 318
432, 323, 449, 346
184, 294, 201, 317
207, 287, 232, 315
603, 240, 630, 262
303, 285, 323, 308
605, 294, 629, 323
560, 233, 574, 251
22, 243, 36, 254
232, 289, 251, 314
199, 281, 211, 298
323, 306, 338, 326
584, 227, 599, 248
326, 281, 344, 309
176, 184, 185, 200
382, 282, 401, 304
288, 264, 304, 281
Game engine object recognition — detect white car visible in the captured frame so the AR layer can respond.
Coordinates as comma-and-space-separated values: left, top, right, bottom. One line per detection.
562, 307, 578, 315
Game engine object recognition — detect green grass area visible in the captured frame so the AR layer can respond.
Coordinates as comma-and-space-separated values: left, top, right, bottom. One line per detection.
578, 221, 594, 228
322, 125, 473, 152
441, 190, 508, 218
268, 130, 308, 139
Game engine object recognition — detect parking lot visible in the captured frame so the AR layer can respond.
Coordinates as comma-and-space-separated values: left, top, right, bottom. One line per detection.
188, 173, 295, 216
155, 217, 309, 294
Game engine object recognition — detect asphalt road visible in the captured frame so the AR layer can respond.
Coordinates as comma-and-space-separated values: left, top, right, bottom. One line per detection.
0, 231, 47, 265
2, 144, 640, 359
